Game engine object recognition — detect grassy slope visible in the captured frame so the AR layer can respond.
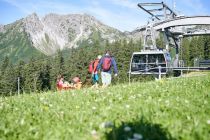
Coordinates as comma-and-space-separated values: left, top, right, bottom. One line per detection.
0, 75, 210, 140
0, 20, 44, 63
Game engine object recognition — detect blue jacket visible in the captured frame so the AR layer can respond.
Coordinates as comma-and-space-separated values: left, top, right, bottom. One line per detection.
97, 55, 118, 74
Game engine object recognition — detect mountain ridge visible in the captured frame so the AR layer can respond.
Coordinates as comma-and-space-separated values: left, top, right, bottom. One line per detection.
0, 12, 143, 63
23, 13, 128, 55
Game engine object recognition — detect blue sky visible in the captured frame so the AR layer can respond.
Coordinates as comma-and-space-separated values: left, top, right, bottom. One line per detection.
1, 0, 210, 31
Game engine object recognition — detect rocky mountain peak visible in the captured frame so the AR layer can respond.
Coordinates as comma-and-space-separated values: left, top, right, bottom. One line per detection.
0, 24, 4, 33
22, 13, 124, 55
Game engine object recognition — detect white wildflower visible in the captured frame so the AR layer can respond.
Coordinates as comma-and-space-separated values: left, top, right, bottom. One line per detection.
100, 122, 106, 128
184, 100, 189, 104
133, 133, 143, 140
91, 130, 97, 135
148, 96, 152, 100
204, 100, 208, 104
165, 100, 169, 104
128, 138, 136, 140
124, 126, 131, 132
20, 118, 25, 125
100, 121, 113, 128
125, 105, 130, 108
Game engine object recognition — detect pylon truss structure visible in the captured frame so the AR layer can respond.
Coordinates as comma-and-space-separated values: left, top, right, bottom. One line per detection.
137, 2, 210, 66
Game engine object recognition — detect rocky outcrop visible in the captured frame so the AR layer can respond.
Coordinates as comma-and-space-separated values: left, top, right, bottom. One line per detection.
23, 13, 124, 55
0, 24, 4, 33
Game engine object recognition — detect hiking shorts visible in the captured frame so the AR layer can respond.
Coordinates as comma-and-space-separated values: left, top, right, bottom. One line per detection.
101, 72, 111, 85
92, 74, 99, 84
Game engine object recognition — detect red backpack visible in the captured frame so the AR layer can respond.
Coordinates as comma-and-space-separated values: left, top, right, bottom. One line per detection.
88, 59, 100, 73
88, 61, 94, 73
102, 57, 111, 71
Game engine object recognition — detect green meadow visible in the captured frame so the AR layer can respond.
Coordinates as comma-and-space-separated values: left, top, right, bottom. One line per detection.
0, 75, 210, 140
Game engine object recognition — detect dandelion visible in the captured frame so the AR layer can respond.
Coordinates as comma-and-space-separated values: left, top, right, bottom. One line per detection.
133, 133, 143, 140
124, 126, 131, 132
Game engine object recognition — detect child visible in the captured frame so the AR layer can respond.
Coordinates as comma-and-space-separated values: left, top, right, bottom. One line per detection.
56, 75, 64, 91
72, 76, 82, 90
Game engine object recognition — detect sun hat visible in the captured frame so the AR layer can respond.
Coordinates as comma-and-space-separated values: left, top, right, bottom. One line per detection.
97, 55, 102, 59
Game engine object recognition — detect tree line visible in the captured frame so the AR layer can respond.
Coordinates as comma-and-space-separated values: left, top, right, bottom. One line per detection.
0, 36, 210, 95
0, 39, 141, 95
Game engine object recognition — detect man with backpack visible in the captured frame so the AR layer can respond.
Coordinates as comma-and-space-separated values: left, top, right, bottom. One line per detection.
88, 55, 102, 87
97, 51, 118, 87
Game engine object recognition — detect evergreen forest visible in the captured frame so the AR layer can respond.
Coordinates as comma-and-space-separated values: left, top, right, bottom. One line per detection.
1, 35, 210, 95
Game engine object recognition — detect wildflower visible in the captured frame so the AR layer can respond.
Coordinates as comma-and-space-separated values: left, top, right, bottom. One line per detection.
91, 130, 97, 135
91, 130, 99, 139
207, 120, 210, 124
20, 118, 25, 125
128, 138, 136, 140
100, 121, 113, 128
124, 126, 131, 132
187, 116, 191, 120
92, 106, 96, 110
165, 100, 169, 104
100, 122, 106, 128
204, 100, 208, 104
133, 133, 143, 140
184, 100, 189, 104
148, 96, 152, 100
125, 105, 130, 108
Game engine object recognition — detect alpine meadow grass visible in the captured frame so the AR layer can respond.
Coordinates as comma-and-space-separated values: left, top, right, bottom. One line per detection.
0, 75, 210, 140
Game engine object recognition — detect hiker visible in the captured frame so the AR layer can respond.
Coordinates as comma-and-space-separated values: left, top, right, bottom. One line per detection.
88, 55, 102, 88
97, 51, 118, 87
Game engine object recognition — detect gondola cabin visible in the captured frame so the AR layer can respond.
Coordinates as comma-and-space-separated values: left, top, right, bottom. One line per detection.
129, 50, 172, 75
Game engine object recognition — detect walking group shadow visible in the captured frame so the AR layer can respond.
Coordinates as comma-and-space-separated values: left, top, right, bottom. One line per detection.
105, 117, 175, 140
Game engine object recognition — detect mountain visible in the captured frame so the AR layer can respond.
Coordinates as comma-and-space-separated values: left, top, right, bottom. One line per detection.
0, 13, 143, 63
0, 20, 44, 63
23, 13, 126, 55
